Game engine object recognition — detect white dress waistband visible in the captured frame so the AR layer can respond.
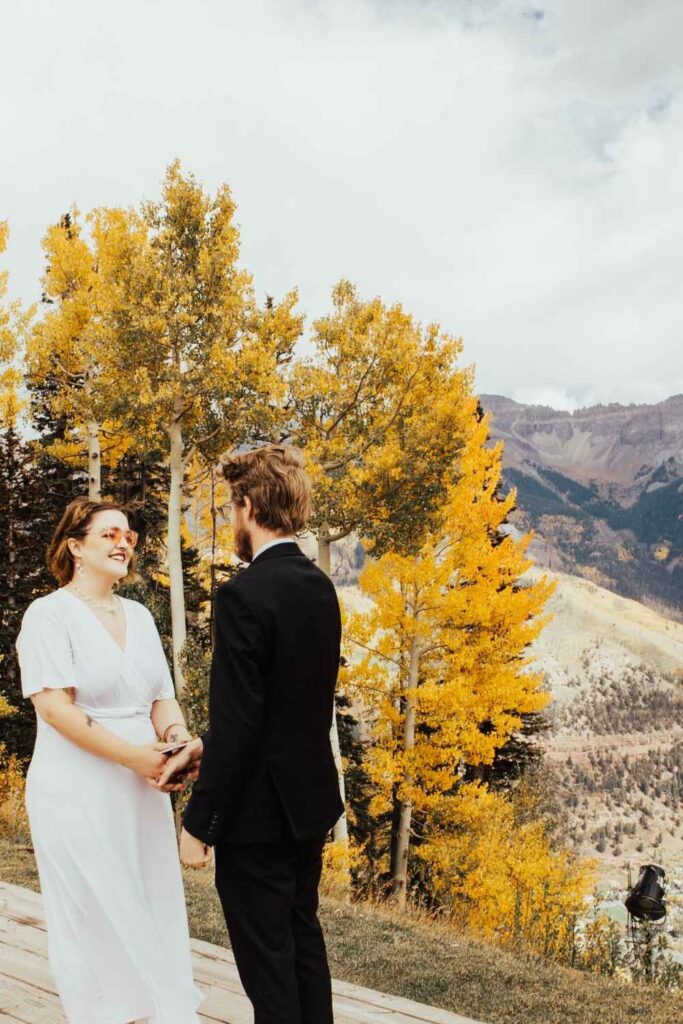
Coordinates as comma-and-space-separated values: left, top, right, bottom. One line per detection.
75, 703, 151, 720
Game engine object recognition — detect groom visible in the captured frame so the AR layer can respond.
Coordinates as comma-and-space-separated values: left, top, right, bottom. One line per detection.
159, 444, 344, 1024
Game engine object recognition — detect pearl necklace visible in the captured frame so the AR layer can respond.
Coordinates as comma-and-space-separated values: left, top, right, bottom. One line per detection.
68, 583, 119, 616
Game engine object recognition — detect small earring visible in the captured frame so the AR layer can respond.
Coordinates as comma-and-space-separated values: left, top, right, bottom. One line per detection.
77, 560, 84, 577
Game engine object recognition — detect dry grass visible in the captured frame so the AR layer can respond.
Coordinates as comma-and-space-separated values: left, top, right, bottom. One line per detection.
2, 836, 682, 1024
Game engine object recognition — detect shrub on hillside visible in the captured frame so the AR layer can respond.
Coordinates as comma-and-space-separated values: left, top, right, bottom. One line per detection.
0, 697, 29, 842
418, 780, 595, 963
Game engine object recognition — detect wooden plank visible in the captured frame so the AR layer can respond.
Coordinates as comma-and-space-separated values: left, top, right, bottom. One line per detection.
196, 984, 254, 1023
0, 916, 48, 957
0, 886, 45, 927
0, 973, 66, 1023
1, 943, 56, 991
0, 879, 485, 1024
330, 979, 485, 1024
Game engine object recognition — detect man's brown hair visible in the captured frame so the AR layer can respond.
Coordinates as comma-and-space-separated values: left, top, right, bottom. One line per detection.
47, 497, 139, 587
218, 444, 311, 535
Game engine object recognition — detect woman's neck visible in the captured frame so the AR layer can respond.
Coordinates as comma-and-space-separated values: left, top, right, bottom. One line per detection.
67, 577, 117, 601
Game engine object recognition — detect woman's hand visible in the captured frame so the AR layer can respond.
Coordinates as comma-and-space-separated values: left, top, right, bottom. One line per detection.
124, 743, 169, 782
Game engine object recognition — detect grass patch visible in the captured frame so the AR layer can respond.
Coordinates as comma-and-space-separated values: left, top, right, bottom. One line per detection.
2, 836, 682, 1024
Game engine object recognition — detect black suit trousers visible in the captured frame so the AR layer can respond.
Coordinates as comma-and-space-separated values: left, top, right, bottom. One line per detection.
215, 834, 334, 1024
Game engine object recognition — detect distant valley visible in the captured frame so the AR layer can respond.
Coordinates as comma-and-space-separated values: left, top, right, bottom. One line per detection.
517, 564, 683, 880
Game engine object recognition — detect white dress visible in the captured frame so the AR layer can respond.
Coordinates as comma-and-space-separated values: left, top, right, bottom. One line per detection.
16, 587, 204, 1024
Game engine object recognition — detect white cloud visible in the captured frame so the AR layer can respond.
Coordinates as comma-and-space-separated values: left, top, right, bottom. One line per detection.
1, 0, 681, 408
509, 387, 581, 412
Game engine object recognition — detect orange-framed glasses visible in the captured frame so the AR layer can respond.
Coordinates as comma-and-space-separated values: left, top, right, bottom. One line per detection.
98, 526, 139, 549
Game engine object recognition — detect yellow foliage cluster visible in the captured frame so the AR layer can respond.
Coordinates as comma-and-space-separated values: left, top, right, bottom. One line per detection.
419, 781, 595, 960
88, 161, 301, 449
289, 280, 475, 556
26, 209, 138, 468
321, 837, 365, 898
575, 912, 625, 977
0, 746, 28, 840
0, 699, 29, 840
0, 693, 15, 719
0, 221, 31, 428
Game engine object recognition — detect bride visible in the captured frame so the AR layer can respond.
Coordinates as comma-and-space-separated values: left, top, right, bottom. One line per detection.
15, 496, 206, 1024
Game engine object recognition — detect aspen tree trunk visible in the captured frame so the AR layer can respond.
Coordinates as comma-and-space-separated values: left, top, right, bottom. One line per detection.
317, 525, 332, 577
317, 524, 349, 850
391, 631, 420, 906
389, 659, 405, 880
388, 781, 402, 881
209, 467, 218, 646
86, 420, 101, 501
6, 433, 17, 695
167, 407, 187, 696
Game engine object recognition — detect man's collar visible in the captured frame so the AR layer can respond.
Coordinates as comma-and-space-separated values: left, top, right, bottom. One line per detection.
252, 536, 295, 560
250, 539, 302, 565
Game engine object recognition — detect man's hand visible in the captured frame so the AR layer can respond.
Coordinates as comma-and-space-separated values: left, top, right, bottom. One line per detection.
154, 737, 203, 789
180, 827, 212, 870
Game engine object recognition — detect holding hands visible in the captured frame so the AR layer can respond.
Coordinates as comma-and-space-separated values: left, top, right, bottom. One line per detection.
128, 730, 211, 869
154, 739, 212, 870
154, 737, 203, 791
126, 738, 201, 791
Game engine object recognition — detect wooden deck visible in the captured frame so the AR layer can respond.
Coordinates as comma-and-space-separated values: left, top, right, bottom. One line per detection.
0, 880, 484, 1024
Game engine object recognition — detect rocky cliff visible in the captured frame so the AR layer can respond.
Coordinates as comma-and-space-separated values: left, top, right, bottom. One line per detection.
481, 393, 683, 618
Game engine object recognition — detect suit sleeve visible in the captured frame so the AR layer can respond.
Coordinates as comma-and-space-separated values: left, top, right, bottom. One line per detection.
183, 584, 268, 845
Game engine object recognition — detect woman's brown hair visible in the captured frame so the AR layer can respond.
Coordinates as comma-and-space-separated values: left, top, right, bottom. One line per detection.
47, 498, 140, 587
217, 444, 311, 534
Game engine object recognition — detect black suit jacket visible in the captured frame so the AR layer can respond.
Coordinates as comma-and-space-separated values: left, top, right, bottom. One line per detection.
183, 542, 344, 846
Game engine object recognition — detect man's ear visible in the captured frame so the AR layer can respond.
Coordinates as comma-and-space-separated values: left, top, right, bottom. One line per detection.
243, 495, 255, 521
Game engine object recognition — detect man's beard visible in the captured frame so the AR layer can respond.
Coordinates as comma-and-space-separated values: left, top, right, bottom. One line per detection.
234, 525, 253, 563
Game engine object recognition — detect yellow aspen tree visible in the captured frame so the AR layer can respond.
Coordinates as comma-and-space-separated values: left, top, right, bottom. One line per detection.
344, 405, 557, 906
1, 221, 32, 425
25, 211, 132, 499
289, 280, 475, 845
289, 280, 475, 568
96, 162, 302, 694
0, 222, 16, 362
1, 223, 32, 747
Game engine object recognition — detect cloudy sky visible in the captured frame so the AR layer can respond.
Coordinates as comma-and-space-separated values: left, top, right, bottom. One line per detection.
2, 0, 682, 410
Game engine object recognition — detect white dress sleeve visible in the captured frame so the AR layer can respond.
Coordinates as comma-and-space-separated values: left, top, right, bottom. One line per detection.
145, 608, 177, 701
15, 599, 76, 698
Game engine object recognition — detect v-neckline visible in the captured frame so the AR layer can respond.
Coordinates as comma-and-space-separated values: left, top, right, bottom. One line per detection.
60, 586, 129, 656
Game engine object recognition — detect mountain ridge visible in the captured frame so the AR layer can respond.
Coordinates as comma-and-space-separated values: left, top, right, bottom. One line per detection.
481, 392, 683, 618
